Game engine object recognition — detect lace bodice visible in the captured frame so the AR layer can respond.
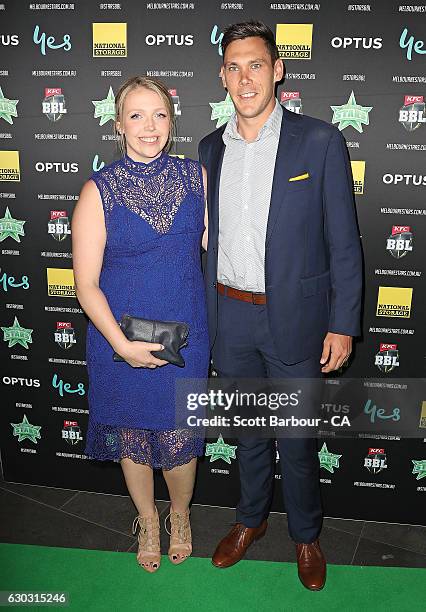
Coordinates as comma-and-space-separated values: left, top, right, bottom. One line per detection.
93, 153, 204, 235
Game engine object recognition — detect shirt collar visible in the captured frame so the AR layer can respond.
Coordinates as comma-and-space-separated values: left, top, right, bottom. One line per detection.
223, 98, 282, 144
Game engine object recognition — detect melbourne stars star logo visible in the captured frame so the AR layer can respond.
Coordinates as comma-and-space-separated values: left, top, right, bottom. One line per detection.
318, 442, 342, 473
11, 415, 41, 444
209, 93, 235, 127
0, 207, 25, 242
0, 86, 19, 125
1, 317, 33, 348
412, 459, 426, 480
205, 434, 237, 464
330, 91, 372, 133
92, 86, 116, 126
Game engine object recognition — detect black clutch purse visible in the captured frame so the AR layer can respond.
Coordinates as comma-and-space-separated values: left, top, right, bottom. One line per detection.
113, 314, 189, 367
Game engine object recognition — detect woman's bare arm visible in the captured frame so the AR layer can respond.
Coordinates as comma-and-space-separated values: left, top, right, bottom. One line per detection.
72, 180, 166, 368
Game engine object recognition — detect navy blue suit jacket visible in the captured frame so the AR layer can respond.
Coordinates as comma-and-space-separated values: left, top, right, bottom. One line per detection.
199, 107, 363, 365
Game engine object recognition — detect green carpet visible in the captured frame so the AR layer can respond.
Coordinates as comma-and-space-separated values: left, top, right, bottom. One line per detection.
1, 544, 425, 612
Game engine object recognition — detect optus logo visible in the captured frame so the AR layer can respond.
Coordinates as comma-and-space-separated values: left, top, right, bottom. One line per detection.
2, 376, 40, 387
331, 36, 382, 49
52, 373, 85, 397
0, 34, 19, 46
145, 34, 193, 46
33, 25, 71, 56
35, 162, 78, 173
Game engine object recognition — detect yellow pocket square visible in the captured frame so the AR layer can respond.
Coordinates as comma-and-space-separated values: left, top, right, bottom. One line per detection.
289, 172, 310, 182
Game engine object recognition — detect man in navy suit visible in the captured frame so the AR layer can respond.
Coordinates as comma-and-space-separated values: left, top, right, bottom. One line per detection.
199, 21, 362, 590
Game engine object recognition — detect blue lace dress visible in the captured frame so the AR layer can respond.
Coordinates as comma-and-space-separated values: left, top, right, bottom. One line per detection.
84, 152, 209, 469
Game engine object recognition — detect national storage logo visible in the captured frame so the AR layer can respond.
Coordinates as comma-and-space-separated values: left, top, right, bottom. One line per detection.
276, 24, 313, 60
47, 268, 75, 298
376, 286, 413, 318
351, 161, 365, 195
0, 151, 20, 181
92, 23, 127, 57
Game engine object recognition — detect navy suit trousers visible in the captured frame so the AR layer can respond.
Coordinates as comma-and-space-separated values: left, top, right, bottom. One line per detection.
212, 291, 323, 544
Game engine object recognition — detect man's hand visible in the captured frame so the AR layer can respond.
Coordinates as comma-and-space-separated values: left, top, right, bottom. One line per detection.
320, 332, 352, 373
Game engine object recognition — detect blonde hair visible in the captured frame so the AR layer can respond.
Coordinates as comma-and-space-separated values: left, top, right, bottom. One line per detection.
114, 76, 175, 156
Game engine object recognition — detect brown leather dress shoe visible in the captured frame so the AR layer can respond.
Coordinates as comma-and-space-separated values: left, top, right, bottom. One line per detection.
295, 539, 326, 590
212, 521, 267, 568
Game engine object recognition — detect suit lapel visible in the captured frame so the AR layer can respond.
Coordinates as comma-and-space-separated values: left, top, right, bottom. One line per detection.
266, 108, 304, 245
207, 130, 225, 251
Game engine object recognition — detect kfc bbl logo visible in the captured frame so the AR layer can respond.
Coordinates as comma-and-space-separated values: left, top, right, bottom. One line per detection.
54, 322, 76, 349
280, 91, 303, 115
168, 89, 181, 116
399, 95, 425, 131
386, 225, 413, 258
375, 343, 399, 373
42, 88, 67, 121
62, 420, 83, 445
364, 447, 387, 474
48, 211, 71, 241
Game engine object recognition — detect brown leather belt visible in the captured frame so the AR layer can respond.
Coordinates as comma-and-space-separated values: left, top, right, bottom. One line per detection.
217, 282, 267, 305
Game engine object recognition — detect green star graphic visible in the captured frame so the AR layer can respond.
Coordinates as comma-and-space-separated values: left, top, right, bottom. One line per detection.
0, 206, 25, 242
92, 86, 116, 126
11, 414, 41, 444
318, 442, 342, 473
205, 434, 237, 464
0, 86, 19, 125
330, 91, 372, 133
1, 317, 33, 349
209, 93, 235, 127
412, 459, 426, 480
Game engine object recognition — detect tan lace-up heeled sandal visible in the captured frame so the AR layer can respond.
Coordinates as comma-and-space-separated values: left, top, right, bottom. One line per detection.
132, 509, 161, 573
165, 508, 192, 565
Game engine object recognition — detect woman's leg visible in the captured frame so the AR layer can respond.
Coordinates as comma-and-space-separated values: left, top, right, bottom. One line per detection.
121, 458, 156, 515
121, 458, 160, 572
162, 457, 197, 513
162, 458, 197, 562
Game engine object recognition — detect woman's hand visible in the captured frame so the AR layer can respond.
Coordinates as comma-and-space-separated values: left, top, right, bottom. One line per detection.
117, 340, 169, 369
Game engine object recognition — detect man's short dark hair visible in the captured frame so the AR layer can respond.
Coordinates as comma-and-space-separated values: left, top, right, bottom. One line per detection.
221, 20, 280, 65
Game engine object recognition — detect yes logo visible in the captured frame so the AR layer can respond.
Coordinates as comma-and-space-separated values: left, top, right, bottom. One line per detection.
33, 25, 71, 56
0, 269, 29, 292
92, 154, 105, 172
210, 25, 223, 56
52, 373, 85, 397
399, 27, 426, 61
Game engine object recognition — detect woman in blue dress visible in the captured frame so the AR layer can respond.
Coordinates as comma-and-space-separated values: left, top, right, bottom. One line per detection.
72, 76, 209, 573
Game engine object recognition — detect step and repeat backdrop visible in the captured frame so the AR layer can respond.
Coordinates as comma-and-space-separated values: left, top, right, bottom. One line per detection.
1, 0, 425, 525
